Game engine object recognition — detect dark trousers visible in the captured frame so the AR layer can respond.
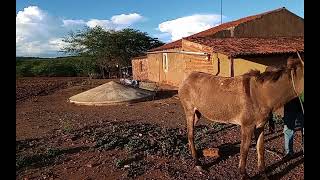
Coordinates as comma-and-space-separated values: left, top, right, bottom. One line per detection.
283, 112, 304, 154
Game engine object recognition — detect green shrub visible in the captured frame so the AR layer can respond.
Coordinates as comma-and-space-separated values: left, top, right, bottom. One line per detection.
16, 56, 98, 77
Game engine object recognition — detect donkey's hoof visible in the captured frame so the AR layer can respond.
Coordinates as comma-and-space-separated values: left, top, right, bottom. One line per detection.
195, 165, 207, 175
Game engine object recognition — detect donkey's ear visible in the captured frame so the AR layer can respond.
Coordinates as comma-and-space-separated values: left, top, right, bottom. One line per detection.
287, 57, 294, 68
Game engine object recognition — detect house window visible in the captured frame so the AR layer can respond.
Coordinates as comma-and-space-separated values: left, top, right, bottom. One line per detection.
163, 53, 168, 72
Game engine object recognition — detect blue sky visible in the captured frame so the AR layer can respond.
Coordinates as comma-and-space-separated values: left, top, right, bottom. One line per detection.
16, 0, 304, 57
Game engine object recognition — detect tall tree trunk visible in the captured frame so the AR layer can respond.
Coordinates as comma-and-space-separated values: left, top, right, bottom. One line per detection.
99, 66, 105, 79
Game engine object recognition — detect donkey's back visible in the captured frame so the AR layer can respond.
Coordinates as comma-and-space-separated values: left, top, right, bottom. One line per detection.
179, 71, 249, 125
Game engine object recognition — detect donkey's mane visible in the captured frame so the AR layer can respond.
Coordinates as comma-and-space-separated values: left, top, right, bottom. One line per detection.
243, 60, 302, 83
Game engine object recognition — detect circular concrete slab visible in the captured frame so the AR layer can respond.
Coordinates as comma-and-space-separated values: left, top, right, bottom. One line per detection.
69, 81, 155, 106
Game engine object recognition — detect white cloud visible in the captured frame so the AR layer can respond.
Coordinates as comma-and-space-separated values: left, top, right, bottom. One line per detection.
62, 13, 144, 30
62, 19, 86, 26
86, 19, 114, 29
16, 6, 65, 57
16, 6, 144, 57
111, 13, 143, 25
62, 19, 87, 31
158, 14, 223, 41
48, 38, 68, 50
16, 6, 45, 24
16, 38, 67, 58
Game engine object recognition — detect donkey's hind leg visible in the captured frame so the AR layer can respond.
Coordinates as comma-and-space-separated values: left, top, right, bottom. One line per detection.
186, 111, 198, 163
186, 110, 206, 173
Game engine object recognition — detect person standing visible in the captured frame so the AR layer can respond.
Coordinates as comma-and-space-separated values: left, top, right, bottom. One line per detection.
283, 95, 304, 159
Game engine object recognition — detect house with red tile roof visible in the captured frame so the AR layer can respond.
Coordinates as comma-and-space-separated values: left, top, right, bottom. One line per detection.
132, 7, 304, 87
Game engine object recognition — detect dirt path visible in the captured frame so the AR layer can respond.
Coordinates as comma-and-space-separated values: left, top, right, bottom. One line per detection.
16, 77, 304, 180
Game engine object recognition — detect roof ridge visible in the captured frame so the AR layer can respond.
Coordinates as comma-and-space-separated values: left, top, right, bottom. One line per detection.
188, 36, 304, 40
149, 7, 289, 52
188, 7, 287, 38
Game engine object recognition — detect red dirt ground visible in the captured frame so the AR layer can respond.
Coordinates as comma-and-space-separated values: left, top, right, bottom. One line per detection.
16, 77, 304, 180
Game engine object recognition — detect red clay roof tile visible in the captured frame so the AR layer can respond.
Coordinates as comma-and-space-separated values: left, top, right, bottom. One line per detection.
187, 36, 304, 57
148, 39, 182, 52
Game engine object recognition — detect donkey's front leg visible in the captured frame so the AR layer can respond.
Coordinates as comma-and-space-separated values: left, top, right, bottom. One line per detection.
239, 125, 255, 180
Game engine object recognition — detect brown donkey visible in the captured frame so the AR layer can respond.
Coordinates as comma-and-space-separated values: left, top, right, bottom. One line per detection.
178, 59, 304, 179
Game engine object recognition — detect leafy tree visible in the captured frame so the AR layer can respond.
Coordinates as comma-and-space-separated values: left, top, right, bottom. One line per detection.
61, 27, 164, 77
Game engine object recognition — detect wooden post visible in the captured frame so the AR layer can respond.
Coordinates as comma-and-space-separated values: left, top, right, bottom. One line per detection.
230, 57, 234, 77
215, 54, 221, 76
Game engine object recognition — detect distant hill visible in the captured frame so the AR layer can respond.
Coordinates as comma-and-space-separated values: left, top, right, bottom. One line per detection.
16, 56, 78, 61
16, 56, 98, 77
16, 57, 47, 61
